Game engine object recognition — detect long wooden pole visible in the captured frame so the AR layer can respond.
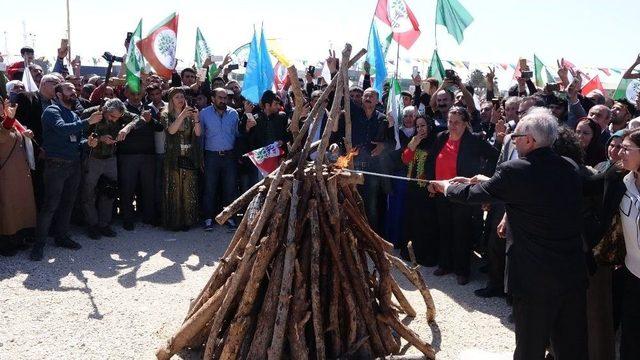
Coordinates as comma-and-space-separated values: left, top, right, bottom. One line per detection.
66, 0, 72, 65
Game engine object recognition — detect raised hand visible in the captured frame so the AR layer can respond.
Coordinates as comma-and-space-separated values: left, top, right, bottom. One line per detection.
412, 72, 422, 86
326, 49, 338, 74
486, 66, 496, 84
3, 99, 17, 119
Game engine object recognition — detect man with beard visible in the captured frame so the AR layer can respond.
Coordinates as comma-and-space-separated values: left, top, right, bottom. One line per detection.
611, 100, 634, 132
30, 82, 102, 261
200, 88, 240, 231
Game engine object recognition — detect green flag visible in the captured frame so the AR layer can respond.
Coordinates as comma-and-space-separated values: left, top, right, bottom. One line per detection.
427, 49, 445, 82
613, 78, 640, 102
125, 20, 144, 93
435, 0, 474, 45
388, 77, 402, 150
533, 55, 556, 87
195, 27, 216, 80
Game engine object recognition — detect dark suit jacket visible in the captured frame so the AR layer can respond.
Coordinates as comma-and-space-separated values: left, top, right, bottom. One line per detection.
425, 129, 498, 180
446, 147, 588, 297
15, 91, 50, 145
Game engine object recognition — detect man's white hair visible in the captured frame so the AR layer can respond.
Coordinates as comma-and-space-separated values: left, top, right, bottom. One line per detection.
39, 74, 60, 88
403, 105, 416, 117
515, 107, 558, 148
629, 117, 640, 130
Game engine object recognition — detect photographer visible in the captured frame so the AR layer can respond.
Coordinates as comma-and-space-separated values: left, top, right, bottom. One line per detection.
30, 82, 102, 261
80, 98, 139, 239
118, 86, 164, 230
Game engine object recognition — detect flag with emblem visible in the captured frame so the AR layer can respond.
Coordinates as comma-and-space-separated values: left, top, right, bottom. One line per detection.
374, 0, 421, 49
137, 13, 179, 79
125, 19, 144, 92
244, 141, 285, 176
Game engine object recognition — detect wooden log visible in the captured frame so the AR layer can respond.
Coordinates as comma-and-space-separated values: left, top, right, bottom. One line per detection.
314, 44, 351, 165
327, 265, 342, 358
267, 178, 302, 360
387, 254, 436, 323
389, 274, 417, 317
308, 200, 327, 360
247, 252, 285, 359
155, 277, 231, 360
317, 209, 386, 356
290, 48, 367, 158
342, 57, 353, 155
342, 198, 394, 253
287, 261, 310, 360
287, 65, 304, 138
219, 181, 293, 360
206, 171, 287, 355
186, 192, 265, 321
377, 316, 401, 355
377, 313, 436, 360
407, 241, 418, 268
330, 170, 365, 186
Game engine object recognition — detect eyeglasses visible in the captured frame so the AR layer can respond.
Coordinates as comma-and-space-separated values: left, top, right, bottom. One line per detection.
511, 133, 536, 142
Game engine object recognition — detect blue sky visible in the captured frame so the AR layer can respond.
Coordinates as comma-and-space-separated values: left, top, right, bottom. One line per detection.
2, 0, 638, 74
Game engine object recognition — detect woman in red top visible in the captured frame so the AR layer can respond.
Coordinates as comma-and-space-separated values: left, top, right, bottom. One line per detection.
401, 115, 437, 265
425, 106, 499, 285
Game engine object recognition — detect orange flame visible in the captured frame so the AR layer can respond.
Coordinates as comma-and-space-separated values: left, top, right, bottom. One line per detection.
335, 148, 359, 169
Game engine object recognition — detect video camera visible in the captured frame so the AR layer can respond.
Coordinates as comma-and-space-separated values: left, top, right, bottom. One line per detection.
102, 52, 124, 63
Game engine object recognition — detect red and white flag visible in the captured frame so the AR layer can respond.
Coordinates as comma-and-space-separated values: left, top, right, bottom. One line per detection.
137, 13, 179, 79
244, 141, 285, 176
581, 75, 605, 97
273, 61, 289, 91
374, 0, 421, 49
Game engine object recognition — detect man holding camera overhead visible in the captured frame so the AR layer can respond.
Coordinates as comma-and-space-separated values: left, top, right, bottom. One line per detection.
80, 98, 140, 240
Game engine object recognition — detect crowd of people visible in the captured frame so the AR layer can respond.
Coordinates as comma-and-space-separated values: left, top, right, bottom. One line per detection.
2, 38, 640, 359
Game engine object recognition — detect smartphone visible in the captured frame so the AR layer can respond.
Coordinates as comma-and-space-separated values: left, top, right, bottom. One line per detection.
109, 78, 126, 86
196, 68, 207, 82
307, 66, 316, 76
61, 38, 69, 49
227, 64, 239, 71
521, 71, 533, 79
412, 66, 419, 77
491, 98, 501, 109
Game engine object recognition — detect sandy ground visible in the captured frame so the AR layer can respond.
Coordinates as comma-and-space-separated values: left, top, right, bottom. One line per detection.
0, 222, 515, 360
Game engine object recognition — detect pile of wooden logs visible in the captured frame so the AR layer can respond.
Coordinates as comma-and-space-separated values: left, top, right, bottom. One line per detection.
156, 44, 437, 360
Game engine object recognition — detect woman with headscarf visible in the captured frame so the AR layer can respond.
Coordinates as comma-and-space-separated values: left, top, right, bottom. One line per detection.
401, 115, 437, 265
160, 87, 202, 231
0, 98, 36, 256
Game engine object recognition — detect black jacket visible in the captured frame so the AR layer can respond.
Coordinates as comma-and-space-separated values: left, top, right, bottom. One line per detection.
425, 129, 498, 180
446, 147, 588, 297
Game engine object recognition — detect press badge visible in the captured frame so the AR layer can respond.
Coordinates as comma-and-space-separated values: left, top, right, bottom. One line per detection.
69, 135, 78, 142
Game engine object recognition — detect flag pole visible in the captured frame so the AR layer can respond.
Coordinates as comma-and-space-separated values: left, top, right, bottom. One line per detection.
433, 0, 439, 50
66, 0, 72, 65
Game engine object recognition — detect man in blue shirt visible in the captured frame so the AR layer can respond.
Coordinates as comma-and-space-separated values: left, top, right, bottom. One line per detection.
199, 88, 240, 231
30, 82, 102, 261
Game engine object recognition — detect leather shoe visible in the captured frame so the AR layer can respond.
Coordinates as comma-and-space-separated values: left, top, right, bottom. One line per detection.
433, 268, 450, 276
87, 226, 102, 240
99, 226, 117, 237
123, 221, 134, 231
54, 236, 82, 250
474, 287, 504, 298
456, 275, 469, 285
30, 245, 44, 261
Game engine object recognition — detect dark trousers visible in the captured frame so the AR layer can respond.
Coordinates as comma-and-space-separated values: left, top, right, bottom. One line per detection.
513, 289, 588, 360
202, 151, 237, 219
154, 154, 164, 219
35, 158, 82, 244
82, 157, 117, 227
487, 204, 506, 290
360, 173, 386, 233
620, 268, 640, 359
118, 154, 155, 222
435, 196, 474, 277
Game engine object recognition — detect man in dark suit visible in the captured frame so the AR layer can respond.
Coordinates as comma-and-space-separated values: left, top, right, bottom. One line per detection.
429, 108, 588, 360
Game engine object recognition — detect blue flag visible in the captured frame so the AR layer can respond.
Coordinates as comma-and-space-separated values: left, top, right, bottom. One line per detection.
259, 27, 274, 96
367, 24, 387, 96
241, 29, 261, 103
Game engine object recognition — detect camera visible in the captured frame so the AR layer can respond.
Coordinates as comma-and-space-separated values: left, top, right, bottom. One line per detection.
102, 52, 124, 63
521, 70, 533, 79
227, 64, 239, 71
445, 69, 459, 82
